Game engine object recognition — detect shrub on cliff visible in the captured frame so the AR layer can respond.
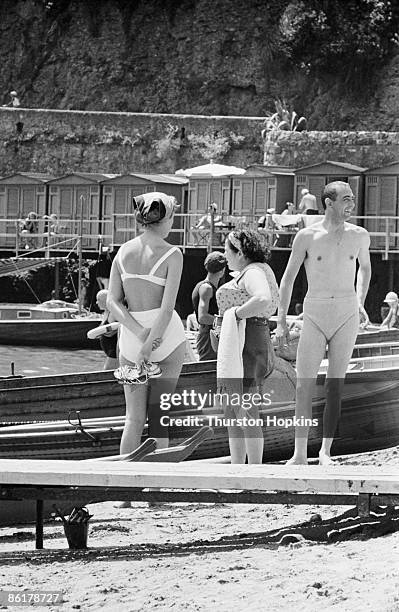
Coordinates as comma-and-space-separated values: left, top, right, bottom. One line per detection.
280, 0, 399, 86
262, 99, 307, 139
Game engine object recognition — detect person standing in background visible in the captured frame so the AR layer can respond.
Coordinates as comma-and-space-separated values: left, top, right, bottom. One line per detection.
380, 291, 399, 328
192, 251, 226, 361
96, 247, 115, 290
96, 289, 119, 370
19, 211, 39, 250
6, 90, 20, 107
298, 188, 318, 215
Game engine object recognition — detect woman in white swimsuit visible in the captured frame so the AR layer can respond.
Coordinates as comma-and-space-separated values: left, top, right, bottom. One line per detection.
107, 192, 186, 460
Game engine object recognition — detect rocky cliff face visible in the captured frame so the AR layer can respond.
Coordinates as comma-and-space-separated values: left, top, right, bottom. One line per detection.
1, 0, 398, 130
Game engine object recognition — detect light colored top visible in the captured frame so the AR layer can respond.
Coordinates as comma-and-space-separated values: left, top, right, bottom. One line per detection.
216, 262, 279, 318
117, 246, 179, 287
299, 192, 318, 212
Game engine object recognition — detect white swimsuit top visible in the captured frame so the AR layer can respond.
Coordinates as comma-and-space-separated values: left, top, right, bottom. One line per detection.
118, 246, 179, 287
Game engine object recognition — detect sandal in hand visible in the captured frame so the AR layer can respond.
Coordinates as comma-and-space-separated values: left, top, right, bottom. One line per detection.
142, 361, 162, 378
113, 364, 148, 385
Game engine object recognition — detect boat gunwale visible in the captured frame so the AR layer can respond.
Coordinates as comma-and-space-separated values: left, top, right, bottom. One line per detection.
3, 352, 399, 392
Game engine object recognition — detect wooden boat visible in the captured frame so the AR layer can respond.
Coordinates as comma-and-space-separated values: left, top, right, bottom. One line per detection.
352, 341, 399, 358
0, 360, 216, 425
355, 325, 399, 345
1, 341, 397, 425
0, 301, 101, 348
1, 354, 399, 463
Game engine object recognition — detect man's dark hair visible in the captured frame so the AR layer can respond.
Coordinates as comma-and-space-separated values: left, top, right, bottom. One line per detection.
204, 251, 226, 273
321, 181, 348, 210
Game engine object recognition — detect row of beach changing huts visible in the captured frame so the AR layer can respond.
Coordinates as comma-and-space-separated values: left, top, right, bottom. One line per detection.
0, 160, 398, 250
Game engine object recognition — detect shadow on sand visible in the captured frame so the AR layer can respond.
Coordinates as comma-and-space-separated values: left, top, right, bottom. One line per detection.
1, 505, 398, 565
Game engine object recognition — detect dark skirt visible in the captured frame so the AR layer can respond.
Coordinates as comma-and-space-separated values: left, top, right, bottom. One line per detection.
222, 316, 275, 422
242, 317, 274, 391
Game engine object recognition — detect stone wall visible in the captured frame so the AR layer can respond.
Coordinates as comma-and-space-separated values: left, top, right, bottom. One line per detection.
264, 131, 399, 169
0, 108, 265, 175
4, 107, 399, 176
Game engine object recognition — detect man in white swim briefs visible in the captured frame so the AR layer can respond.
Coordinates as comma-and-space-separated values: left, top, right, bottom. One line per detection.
276, 181, 371, 465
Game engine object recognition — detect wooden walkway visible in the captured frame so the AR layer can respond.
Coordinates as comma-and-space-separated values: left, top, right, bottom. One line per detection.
1, 459, 399, 549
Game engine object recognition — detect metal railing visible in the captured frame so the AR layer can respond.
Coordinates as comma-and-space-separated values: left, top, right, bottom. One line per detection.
0, 218, 113, 256
1, 213, 399, 258
260, 214, 399, 260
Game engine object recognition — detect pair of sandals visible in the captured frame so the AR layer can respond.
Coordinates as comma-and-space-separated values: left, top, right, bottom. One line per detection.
114, 361, 162, 385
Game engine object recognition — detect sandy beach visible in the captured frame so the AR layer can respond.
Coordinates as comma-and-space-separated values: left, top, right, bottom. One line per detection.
1, 445, 398, 612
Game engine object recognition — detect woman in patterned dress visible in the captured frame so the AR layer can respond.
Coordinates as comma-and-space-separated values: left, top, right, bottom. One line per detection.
216, 229, 279, 464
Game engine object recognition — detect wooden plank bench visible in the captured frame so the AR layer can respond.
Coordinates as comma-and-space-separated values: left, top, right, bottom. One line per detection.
1, 460, 399, 549
0, 427, 214, 528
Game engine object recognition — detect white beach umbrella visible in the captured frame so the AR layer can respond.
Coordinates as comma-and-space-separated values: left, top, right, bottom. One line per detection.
175, 162, 246, 178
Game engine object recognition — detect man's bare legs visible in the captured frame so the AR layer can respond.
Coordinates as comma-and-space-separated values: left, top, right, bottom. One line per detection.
289, 314, 359, 466
319, 314, 359, 464
318, 377, 344, 465
287, 320, 326, 465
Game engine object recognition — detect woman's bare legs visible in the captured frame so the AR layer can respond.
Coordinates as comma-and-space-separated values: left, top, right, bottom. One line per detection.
119, 379, 148, 456
119, 342, 186, 454
227, 427, 246, 464
145, 342, 186, 507
115, 367, 148, 508
228, 423, 264, 465
228, 389, 264, 465
147, 341, 186, 449
243, 424, 264, 464
117, 343, 185, 507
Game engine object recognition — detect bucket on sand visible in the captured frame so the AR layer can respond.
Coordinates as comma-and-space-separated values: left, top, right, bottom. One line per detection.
53, 505, 92, 550
63, 521, 89, 550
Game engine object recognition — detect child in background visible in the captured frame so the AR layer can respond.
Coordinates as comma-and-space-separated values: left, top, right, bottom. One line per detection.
96, 289, 119, 370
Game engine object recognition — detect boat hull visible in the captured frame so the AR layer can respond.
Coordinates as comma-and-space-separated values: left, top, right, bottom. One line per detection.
355, 327, 399, 344
0, 319, 101, 349
0, 361, 217, 424
0, 358, 398, 461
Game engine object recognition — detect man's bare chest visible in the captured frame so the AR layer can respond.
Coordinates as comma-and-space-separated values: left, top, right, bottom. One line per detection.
306, 231, 359, 264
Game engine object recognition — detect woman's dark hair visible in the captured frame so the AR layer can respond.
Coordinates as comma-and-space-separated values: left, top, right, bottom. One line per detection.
227, 229, 270, 263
